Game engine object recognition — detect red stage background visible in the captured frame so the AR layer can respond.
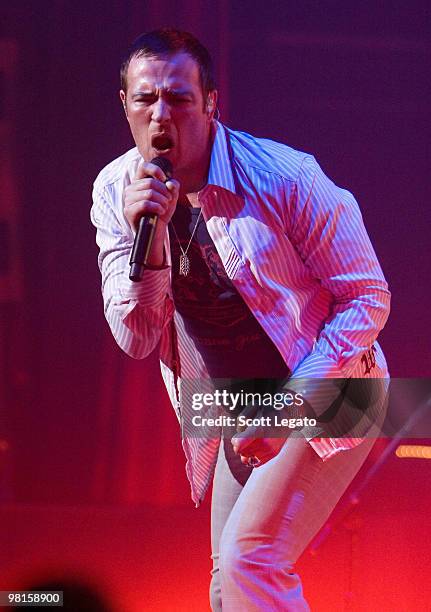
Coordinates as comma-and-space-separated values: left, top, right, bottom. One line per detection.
0, 1, 430, 610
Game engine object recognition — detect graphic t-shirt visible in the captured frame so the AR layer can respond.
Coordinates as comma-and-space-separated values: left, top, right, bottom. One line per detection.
168, 203, 291, 386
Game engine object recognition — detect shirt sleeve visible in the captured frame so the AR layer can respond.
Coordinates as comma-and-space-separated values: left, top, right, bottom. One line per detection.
90, 183, 174, 359
285, 155, 391, 417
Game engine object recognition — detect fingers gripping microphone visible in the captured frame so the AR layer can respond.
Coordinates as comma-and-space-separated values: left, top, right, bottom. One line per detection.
129, 157, 173, 282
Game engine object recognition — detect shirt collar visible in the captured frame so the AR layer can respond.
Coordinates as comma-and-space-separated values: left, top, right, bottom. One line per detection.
206, 121, 238, 195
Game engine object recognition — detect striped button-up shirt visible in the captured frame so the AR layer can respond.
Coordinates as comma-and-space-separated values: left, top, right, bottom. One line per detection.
91, 121, 390, 506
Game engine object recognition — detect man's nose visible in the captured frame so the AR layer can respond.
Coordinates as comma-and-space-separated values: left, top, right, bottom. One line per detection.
151, 97, 171, 123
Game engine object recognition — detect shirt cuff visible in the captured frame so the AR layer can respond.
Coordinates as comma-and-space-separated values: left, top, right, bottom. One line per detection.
118, 265, 171, 307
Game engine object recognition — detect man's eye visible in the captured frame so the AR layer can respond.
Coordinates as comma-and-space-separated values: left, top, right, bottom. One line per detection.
169, 94, 190, 104
135, 96, 156, 104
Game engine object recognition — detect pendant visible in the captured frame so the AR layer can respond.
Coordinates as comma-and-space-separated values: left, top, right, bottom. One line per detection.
179, 254, 190, 276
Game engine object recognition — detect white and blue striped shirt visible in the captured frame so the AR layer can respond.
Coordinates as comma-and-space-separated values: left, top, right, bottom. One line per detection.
91, 121, 390, 506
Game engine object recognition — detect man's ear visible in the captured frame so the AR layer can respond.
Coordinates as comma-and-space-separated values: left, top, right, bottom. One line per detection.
206, 90, 218, 119
119, 90, 128, 117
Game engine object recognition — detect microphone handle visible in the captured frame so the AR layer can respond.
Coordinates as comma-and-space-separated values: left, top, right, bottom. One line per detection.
129, 214, 158, 282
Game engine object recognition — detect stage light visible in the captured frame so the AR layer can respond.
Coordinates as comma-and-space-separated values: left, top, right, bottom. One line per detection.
395, 445, 431, 459
0, 439, 10, 452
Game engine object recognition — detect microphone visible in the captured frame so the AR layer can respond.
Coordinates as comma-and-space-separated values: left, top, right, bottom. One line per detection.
129, 156, 173, 282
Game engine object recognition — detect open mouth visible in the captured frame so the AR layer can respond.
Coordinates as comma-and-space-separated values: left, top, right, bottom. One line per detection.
151, 134, 174, 153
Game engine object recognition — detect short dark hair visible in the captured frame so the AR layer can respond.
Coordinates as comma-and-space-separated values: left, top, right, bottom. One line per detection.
120, 28, 216, 101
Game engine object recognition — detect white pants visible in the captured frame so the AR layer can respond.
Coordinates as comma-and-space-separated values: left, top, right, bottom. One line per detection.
210, 432, 380, 611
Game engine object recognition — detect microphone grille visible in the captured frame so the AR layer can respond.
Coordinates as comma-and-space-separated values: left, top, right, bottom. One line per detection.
151, 156, 173, 178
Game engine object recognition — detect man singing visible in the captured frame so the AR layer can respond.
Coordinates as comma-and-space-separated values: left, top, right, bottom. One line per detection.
91, 28, 390, 611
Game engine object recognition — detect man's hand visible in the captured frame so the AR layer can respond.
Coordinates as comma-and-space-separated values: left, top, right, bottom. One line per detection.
231, 426, 287, 467
231, 405, 288, 467
124, 160, 180, 232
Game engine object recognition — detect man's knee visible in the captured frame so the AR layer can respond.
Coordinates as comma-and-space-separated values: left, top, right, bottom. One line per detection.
219, 529, 271, 580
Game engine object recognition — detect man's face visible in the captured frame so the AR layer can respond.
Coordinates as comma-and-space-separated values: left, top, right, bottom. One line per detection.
120, 52, 216, 182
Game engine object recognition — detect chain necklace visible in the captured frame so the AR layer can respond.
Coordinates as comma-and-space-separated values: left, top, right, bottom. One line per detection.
170, 207, 203, 276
